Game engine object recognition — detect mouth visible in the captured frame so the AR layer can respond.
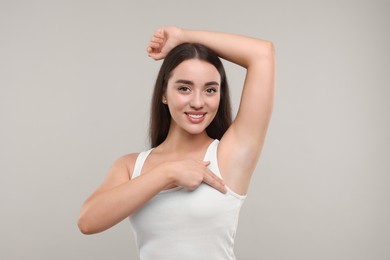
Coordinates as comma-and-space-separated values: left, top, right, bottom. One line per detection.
185, 112, 207, 122
186, 114, 205, 119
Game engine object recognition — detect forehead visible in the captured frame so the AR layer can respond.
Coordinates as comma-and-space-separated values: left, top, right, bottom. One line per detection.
169, 59, 220, 83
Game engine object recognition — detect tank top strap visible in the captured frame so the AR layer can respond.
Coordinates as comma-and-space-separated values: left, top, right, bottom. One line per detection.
203, 139, 222, 178
131, 148, 153, 180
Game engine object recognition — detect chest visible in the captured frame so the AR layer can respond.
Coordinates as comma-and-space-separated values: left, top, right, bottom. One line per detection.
129, 184, 240, 234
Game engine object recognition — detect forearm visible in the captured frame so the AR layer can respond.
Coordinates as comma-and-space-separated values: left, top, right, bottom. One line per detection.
179, 28, 274, 68
78, 168, 172, 234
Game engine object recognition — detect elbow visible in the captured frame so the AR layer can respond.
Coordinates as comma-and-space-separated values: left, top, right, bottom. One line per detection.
77, 209, 100, 235
246, 40, 275, 68
77, 214, 94, 235
259, 40, 275, 58
267, 40, 275, 50
268, 41, 275, 57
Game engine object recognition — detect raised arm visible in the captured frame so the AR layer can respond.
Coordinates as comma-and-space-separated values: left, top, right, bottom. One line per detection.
148, 27, 275, 194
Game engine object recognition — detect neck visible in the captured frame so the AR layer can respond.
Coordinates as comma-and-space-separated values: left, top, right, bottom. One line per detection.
158, 128, 213, 155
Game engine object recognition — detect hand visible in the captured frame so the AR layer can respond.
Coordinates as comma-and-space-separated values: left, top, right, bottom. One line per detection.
147, 26, 182, 60
167, 160, 227, 194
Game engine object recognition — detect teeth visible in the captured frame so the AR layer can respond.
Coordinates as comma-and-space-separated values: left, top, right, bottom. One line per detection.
188, 114, 204, 119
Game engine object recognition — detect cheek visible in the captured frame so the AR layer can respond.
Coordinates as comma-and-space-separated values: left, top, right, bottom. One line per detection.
211, 95, 221, 111
167, 95, 188, 114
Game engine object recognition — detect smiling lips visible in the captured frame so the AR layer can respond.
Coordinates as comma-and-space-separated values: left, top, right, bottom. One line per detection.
185, 112, 206, 123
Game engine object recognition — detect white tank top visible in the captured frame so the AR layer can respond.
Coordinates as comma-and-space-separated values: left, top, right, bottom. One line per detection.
128, 139, 246, 260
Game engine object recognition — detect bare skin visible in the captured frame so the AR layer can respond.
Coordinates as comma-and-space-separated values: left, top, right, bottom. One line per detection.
78, 26, 275, 235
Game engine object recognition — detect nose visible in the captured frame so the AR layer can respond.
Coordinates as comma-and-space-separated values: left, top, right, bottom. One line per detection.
189, 91, 204, 109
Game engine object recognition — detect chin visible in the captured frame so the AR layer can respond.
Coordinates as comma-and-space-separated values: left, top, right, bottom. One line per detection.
183, 124, 210, 135
185, 128, 207, 136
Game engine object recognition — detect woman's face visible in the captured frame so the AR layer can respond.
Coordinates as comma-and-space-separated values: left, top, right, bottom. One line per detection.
164, 59, 221, 136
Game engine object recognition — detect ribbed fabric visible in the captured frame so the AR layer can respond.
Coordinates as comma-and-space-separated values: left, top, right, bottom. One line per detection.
129, 140, 246, 260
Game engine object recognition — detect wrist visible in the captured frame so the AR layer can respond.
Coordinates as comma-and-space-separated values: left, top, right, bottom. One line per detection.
160, 162, 176, 186
178, 27, 193, 44
173, 26, 185, 46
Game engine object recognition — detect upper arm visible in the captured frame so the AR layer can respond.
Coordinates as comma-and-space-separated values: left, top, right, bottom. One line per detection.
91, 153, 138, 196
231, 41, 275, 148
219, 42, 275, 193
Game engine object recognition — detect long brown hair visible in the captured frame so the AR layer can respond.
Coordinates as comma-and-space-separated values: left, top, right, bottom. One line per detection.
149, 43, 232, 148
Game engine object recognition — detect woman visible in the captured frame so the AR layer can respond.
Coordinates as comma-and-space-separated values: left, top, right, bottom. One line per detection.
78, 26, 275, 259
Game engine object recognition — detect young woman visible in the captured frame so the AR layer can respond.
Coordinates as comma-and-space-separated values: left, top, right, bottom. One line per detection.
78, 26, 275, 259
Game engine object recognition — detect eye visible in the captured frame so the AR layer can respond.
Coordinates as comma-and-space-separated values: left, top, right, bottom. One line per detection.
178, 86, 191, 92
205, 87, 217, 94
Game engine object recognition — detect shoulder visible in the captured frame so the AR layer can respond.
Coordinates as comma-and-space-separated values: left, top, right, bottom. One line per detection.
90, 152, 141, 195
110, 153, 139, 179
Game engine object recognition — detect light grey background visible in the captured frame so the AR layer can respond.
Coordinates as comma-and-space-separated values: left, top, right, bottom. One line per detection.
1, 0, 389, 259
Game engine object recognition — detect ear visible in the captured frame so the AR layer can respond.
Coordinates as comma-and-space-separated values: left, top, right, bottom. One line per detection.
162, 96, 167, 104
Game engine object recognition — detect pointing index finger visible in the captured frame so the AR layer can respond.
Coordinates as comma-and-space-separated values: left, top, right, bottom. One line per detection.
203, 170, 227, 194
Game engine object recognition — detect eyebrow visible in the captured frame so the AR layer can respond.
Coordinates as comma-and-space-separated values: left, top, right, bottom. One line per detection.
175, 79, 220, 86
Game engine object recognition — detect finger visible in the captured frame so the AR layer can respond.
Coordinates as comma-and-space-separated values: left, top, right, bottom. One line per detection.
200, 161, 224, 186
147, 47, 159, 56
203, 171, 227, 194
151, 32, 164, 42
155, 28, 164, 38
151, 36, 164, 43
207, 168, 225, 186
210, 172, 225, 186
204, 177, 227, 194
149, 42, 161, 49
202, 161, 210, 166
148, 52, 164, 61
